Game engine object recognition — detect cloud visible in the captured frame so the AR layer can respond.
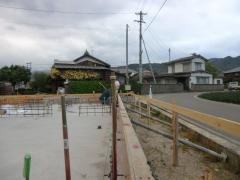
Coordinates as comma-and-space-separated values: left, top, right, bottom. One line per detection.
0, 0, 239, 71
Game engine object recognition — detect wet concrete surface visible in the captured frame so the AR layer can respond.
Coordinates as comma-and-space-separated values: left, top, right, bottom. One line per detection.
0, 104, 112, 180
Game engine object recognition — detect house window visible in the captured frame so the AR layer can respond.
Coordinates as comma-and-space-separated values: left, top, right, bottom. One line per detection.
195, 62, 202, 71
196, 77, 209, 84
183, 63, 190, 72
172, 64, 175, 73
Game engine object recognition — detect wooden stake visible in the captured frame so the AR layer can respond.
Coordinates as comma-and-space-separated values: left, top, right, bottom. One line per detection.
110, 72, 117, 180
172, 100, 178, 166
61, 96, 71, 180
147, 100, 151, 126
138, 101, 142, 120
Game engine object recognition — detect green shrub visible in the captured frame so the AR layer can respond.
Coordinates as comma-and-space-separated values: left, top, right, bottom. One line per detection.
68, 80, 110, 94
129, 80, 142, 94
199, 91, 240, 104
17, 88, 37, 95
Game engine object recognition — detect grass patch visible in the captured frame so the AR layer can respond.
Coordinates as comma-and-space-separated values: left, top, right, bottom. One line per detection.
199, 91, 240, 104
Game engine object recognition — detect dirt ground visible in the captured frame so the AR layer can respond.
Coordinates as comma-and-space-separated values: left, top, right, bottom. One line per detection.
128, 112, 239, 180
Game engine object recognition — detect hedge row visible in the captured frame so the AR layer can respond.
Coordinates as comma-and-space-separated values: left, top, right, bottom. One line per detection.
199, 91, 240, 104
68, 80, 110, 94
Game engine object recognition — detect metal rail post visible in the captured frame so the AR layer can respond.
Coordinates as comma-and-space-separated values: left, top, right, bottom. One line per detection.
61, 96, 71, 180
110, 72, 117, 180
172, 100, 178, 166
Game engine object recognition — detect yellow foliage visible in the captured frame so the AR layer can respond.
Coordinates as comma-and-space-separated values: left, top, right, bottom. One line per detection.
50, 68, 99, 80
50, 68, 60, 79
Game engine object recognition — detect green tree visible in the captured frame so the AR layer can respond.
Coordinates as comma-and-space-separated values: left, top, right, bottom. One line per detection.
205, 61, 221, 78
31, 72, 52, 93
0, 65, 31, 86
0, 66, 11, 81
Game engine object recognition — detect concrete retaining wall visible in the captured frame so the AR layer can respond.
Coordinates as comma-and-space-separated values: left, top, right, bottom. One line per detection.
141, 83, 184, 94
190, 84, 224, 91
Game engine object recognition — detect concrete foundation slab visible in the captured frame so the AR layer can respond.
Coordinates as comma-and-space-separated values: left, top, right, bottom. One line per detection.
0, 104, 112, 180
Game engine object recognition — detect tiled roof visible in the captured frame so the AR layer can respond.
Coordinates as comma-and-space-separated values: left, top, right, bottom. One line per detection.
54, 64, 110, 70
224, 66, 240, 74
53, 50, 110, 68
167, 54, 208, 64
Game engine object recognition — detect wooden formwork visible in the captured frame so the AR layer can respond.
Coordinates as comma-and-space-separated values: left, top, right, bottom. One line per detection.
124, 93, 240, 138
0, 93, 101, 105
118, 96, 154, 179
121, 93, 240, 173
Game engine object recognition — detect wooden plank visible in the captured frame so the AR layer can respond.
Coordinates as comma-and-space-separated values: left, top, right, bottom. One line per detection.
0, 93, 101, 105
172, 101, 178, 166
146, 100, 151, 126
118, 96, 154, 180
126, 94, 240, 138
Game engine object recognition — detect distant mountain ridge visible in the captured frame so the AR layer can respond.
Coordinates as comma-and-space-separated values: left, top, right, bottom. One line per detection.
116, 62, 168, 75
210, 56, 240, 72
117, 56, 240, 74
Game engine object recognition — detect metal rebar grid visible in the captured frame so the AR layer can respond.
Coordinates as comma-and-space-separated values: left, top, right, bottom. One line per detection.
0, 103, 52, 118
78, 104, 111, 116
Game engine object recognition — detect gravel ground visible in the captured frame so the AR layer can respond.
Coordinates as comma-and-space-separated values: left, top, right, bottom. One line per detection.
129, 112, 239, 180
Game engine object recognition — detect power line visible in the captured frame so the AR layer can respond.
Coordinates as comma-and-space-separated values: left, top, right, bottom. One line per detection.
144, 0, 169, 32
142, 36, 156, 83
0, 4, 133, 15
1, 19, 129, 30
148, 29, 169, 50
141, 37, 163, 59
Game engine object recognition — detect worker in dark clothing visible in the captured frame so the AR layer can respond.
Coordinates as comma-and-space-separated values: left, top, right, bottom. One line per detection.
99, 89, 111, 104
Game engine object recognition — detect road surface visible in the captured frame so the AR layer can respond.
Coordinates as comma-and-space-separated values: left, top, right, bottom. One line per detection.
153, 92, 240, 122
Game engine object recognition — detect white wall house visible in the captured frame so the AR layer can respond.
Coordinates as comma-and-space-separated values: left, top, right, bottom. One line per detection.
162, 54, 223, 90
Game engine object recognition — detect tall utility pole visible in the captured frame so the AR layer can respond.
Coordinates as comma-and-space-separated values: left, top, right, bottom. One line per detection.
135, 11, 147, 84
126, 24, 129, 85
26, 62, 32, 71
168, 48, 171, 62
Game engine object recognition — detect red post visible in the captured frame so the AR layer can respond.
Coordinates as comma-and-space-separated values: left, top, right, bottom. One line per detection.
110, 72, 117, 180
61, 96, 71, 180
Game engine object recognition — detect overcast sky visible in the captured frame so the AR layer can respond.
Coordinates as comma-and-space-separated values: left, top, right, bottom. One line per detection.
0, 0, 239, 71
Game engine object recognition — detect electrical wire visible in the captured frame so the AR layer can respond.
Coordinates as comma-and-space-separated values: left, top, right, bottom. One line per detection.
144, 0, 168, 32
0, 19, 128, 30
142, 36, 157, 83
148, 29, 169, 50
0, 4, 133, 15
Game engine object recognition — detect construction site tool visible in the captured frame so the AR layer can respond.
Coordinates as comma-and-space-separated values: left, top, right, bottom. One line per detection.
23, 154, 31, 180
98, 82, 107, 89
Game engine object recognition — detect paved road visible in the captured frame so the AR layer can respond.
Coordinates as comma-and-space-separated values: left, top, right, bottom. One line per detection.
153, 92, 240, 123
